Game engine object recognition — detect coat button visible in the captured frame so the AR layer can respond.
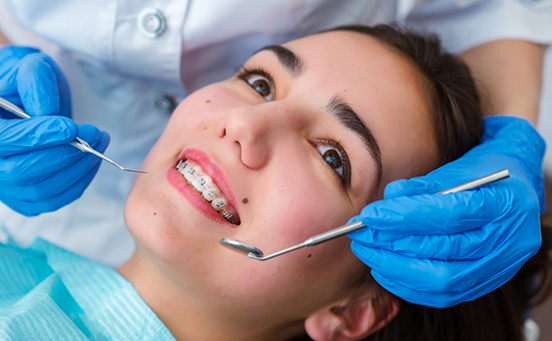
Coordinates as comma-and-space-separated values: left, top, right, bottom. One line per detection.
138, 8, 167, 38
152, 93, 176, 114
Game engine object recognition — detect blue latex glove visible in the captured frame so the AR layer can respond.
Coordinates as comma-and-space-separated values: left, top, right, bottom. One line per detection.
0, 46, 109, 216
348, 116, 544, 308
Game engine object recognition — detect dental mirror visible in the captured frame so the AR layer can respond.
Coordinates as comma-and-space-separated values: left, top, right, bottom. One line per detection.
220, 169, 510, 261
220, 238, 263, 257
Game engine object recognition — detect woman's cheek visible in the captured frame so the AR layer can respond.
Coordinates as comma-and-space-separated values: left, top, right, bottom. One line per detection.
171, 83, 253, 126
264, 179, 349, 245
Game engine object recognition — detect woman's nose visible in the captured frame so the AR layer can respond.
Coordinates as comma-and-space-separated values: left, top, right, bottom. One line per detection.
216, 103, 291, 169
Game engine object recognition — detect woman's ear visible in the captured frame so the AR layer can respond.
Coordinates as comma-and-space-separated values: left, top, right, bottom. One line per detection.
304, 295, 399, 341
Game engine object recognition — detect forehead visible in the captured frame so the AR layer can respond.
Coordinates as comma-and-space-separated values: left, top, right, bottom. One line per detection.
282, 30, 415, 84
281, 31, 439, 188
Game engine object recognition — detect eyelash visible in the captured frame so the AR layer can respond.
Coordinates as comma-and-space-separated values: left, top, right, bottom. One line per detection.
237, 67, 351, 188
237, 67, 275, 101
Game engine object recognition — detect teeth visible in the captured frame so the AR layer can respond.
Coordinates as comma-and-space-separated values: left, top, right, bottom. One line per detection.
211, 198, 227, 211
177, 159, 237, 225
198, 175, 214, 187
190, 178, 204, 193
177, 160, 187, 174
184, 168, 196, 182
202, 188, 218, 202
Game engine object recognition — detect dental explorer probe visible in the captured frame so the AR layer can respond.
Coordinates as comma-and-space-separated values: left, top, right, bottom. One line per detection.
220, 169, 510, 261
0, 96, 147, 174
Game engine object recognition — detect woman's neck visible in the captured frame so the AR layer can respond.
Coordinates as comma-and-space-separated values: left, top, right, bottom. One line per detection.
117, 251, 304, 341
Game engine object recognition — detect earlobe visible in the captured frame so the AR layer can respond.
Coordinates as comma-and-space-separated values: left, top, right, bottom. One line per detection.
304, 296, 399, 341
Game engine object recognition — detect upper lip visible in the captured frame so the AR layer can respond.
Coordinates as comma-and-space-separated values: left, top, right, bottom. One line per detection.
179, 148, 240, 217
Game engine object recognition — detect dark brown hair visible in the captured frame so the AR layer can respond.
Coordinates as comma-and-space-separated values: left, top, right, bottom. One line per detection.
294, 24, 552, 341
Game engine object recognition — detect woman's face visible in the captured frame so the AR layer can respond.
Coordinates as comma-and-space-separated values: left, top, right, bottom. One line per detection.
125, 31, 438, 331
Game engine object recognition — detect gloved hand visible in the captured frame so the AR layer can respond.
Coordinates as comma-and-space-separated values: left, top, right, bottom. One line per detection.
348, 116, 545, 308
0, 46, 109, 216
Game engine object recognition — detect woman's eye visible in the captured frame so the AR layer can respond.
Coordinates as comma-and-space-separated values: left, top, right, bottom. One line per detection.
247, 76, 272, 102
237, 67, 275, 101
315, 140, 351, 188
317, 144, 345, 178
246, 75, 273, 101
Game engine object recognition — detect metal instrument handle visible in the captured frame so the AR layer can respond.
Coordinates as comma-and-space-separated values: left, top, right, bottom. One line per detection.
304, 169, 510, 247
0, 96, 146, 174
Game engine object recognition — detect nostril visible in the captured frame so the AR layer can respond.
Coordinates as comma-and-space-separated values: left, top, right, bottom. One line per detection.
215, 115, 228, 137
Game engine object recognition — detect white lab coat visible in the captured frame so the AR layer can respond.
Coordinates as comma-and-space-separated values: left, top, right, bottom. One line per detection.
0, 0, 551, 267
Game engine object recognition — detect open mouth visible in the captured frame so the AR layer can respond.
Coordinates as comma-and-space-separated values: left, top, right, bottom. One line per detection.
176, 160, 241, 225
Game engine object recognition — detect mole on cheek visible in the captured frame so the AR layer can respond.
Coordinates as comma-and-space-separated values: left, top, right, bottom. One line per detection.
153, 212, 157, 216
242, 198, 249, 204
205, 99, 212, 103
308, 254, 312, 258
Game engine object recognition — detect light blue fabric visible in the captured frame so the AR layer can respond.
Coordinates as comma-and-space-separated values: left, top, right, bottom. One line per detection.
0, 238, 175, 340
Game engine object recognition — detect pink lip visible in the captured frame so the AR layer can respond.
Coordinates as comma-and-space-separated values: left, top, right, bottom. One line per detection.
166, 148, 239, 226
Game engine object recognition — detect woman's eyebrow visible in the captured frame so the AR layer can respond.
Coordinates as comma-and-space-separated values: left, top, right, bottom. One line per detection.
327, 96, 383, 188
256, 45, 304, 76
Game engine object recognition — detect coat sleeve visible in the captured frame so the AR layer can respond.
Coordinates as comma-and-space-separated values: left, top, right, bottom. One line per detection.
403, 0, 552, 53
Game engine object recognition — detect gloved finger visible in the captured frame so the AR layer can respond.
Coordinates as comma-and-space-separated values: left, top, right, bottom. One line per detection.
0, 131, 109, 201
0, 158, 103, 216
350, 185, 509, 235
369, 267, 517, 308
0, 115, 77, 155
17, 53, 71, 118
0, 129, 108, 216
350, 239, 534, 296
349, 226, 502, 260
0, 46, 40, 75
371, 252, 528, 308
0, 48, 40, 118
383, 178, 439, 199
350, 205, 538, 260
0, 124, 107, 184
49, 55, 71, 118
16, 53, 59, 117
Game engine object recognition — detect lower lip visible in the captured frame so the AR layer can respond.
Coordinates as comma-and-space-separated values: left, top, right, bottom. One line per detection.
167, 167, 230, 225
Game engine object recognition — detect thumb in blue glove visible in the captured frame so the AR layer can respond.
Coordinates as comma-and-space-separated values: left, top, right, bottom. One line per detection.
0, 46, 71, 118
348, 116, 544, 308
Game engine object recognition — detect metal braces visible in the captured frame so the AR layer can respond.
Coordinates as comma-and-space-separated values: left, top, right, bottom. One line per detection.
176, 160, 234, 222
